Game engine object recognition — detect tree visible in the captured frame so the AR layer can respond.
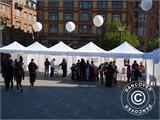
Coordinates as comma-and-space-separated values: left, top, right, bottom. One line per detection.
96, 20, 140, 50
146, 37, 160, 52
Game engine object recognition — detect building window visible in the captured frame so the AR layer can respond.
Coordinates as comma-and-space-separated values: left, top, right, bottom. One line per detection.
79, 1, 92, 9
16, 9, 21, 17
156, 29, 160, 36
112, 1, 122, 9
138, 14, 146, 22
138, 27, 146, 36
97, 1, 107, 9
100, 14, 107, 21
24, 12, 27, 19
64, 13, 73, 21
49, 25, 58, 33
49, 12, 58, 20
15, 22, 21, 29
28, 25, 32, 33
49, 0, 58, 8
33, 16, 36, 21
28, 13, 32, 20
24, 24, 27, 30
64, 0, 73, 8
112, 14, 121, 21
80, 25, 89, 33
80, 13, 90, 21
6, 6, 10, 12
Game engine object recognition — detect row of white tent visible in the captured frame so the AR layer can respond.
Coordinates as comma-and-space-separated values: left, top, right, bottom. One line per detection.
0, 41, 159, 86
0, 41, 146, 58
0, 41, 159, 59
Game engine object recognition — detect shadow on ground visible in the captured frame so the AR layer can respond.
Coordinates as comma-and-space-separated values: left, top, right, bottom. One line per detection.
1, 78, 159, 119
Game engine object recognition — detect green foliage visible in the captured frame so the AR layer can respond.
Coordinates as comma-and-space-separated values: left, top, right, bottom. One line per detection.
96, 20, 140, 50
146, 37, 160, 52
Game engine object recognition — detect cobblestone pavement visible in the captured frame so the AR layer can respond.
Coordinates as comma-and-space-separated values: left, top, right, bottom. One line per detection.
0, 74, 159, 119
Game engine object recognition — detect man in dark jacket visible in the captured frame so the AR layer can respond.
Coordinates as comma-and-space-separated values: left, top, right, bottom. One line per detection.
3, 59, 14, 91
15, 61, 24, 92
28, 59, 38, 86
59, 58, 67, 77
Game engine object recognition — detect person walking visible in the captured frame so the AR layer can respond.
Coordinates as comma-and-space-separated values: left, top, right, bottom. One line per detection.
50, 58, 55, 77
59, 58, 67, 77
3, 59, 14, 91
28, 59, 38, 86
15, 61, 24, 93
44, 58, 50, 77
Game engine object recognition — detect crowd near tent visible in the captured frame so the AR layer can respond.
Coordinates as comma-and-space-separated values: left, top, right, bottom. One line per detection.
0, 41, 159, 86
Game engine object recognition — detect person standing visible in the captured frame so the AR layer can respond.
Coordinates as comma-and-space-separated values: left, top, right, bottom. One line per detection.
50, 58, 55, 77
127, 65, 132, 83
86, 60, 90, 81
28, 59, 38, 86
3, 59, 14, 91
113, 61, 118, 86
15, 61, 24, 93
44, 58, 50, 77
59, 58, 67, 77
98, 62, 107, 84
105, 62, 114, 87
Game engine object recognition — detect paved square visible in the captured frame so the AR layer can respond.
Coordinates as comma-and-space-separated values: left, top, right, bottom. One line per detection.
0, 75, 159, 119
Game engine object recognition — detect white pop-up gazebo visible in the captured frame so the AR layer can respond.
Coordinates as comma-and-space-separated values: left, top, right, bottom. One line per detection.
75, 42, 106, 56
104, 42, 144, 58
0, 41, 25, 53
143, 48, 160, 86
48, 41, 75, 55
23, 41, 48, 54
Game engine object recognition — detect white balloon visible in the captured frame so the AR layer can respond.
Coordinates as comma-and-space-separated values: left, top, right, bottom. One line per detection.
93, 15, 104, 27
65, 21, 75, 32
140, 0, 152, 11
33, 22, 42, 32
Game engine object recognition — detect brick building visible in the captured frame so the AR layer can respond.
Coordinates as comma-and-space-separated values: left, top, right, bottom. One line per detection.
37, 0, 160, 49
0, 0, 37, 46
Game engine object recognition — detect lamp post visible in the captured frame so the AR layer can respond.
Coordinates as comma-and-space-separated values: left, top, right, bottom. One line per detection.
93, 15, 104, 47
117, 25, 126, 44
32, 22, 42, 42
65, 21, 75, 45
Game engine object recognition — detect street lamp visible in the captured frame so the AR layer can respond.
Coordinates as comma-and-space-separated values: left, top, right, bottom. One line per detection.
32, 22, 42, 42
117, 25, 126, 44
65, 21, 75, 45
93, 15, 104, 47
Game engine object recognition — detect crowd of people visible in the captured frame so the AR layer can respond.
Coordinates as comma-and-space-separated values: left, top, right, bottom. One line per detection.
1, 54, 145, 92
1, 55, 38, 92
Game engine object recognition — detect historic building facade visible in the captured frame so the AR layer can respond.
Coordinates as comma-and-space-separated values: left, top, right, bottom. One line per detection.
0, 0, 36, 46
37, 0, 160, 49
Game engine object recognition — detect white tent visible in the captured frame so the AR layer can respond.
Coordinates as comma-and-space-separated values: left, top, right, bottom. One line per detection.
143, 48, 160, 59
75, 42, 106, 56
105, 42, 144, 58
23, 42, 48, 54
0, 41, 25, 53
143, 49, 160, 86
48, 41, 75, 55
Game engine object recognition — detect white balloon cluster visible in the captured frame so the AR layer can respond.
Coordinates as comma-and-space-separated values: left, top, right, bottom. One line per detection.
140, 0, 152, 11
33, 22, 42, 32
65, 21, 75, 33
